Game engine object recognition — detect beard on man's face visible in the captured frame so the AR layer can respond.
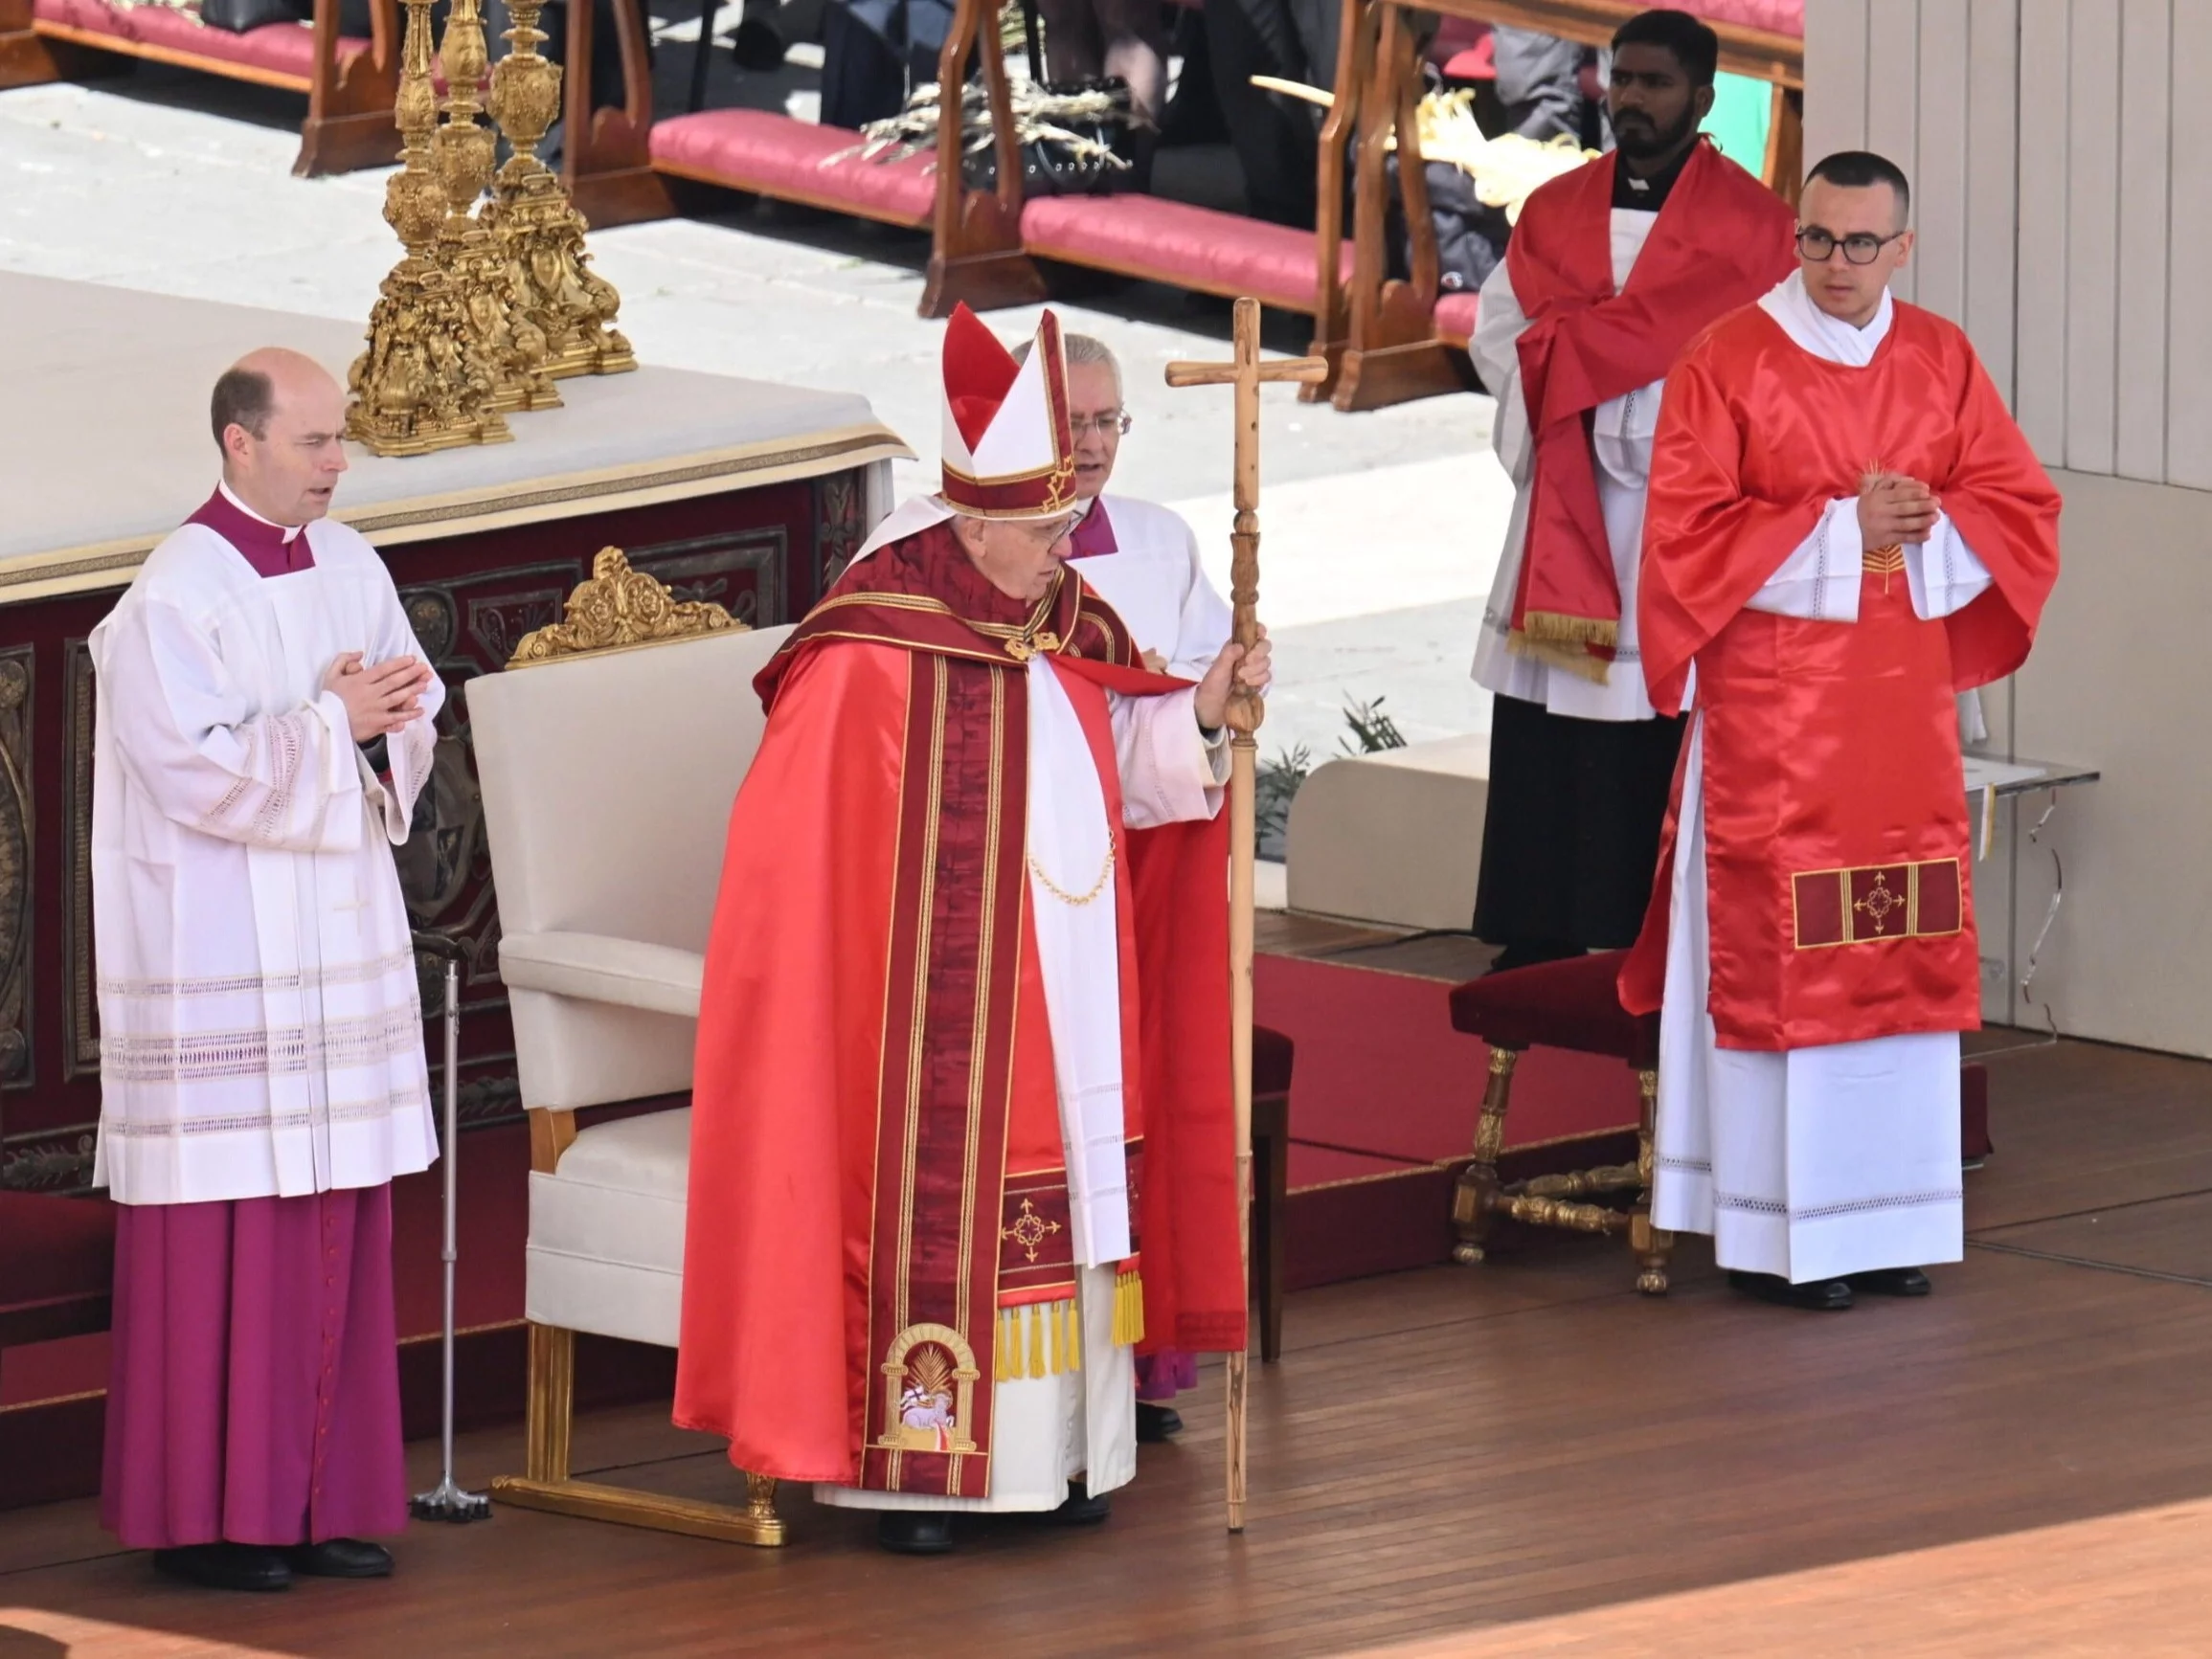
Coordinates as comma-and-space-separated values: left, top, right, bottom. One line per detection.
1612, 101, 1696, 161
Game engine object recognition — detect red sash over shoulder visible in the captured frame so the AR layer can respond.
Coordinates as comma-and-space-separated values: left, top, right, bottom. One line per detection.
677, 525, 1243, 1494
1505, 140, 1795, 674
1618, 303, 2062, 1047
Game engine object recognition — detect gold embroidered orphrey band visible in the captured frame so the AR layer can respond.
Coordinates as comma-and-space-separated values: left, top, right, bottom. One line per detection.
1792, 859, 1964, 951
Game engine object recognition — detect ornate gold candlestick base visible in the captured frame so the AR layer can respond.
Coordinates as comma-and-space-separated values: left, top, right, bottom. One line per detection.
437, 0, 560, 415
348, 0, 513, 457
484, 0, 636, 381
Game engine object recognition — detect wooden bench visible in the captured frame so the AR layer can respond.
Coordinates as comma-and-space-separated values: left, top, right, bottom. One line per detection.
565, 0, 1352, 318
1315, 0, 1803, 411
0, 0, 400, 176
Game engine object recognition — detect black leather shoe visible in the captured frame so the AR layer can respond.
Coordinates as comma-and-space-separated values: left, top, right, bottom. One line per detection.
1136, 1403, 1184, 1444
1727, 1269, 1853, 1312
1025, 1483, 1111, 1526
1847, 1267, 1932, 1297
285, 1538, 394, 1579
876, 1513, 955, 1555
152, 1543, 292, 1593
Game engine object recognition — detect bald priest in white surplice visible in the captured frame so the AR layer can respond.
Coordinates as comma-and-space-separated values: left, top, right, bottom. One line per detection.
90, 349, 442, 1596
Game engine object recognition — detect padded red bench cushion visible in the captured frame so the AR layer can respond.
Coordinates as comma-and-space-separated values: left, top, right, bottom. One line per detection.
0, 1191, 116, 1349
1689, 0, 1801, 36
650, 110, 935, 229
1434, 290, 1478, 347
1449, 949, 1658, 1066
1023, 194, 1351, 315
34, 0, 367, 82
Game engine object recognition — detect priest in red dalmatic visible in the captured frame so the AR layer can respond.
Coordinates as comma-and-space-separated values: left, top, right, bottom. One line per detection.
1620, 152, 2062, 1312
1469, 8, 1798, 972
676, 307, 1265, 1555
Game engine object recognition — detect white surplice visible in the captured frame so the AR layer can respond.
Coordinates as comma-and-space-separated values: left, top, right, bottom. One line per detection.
1468, 208, 1666, 723
1650, 273, 1995, 1284
821, 650, 1228, 1514
89, 507, 442, 1206
1065, 495, 1233, 679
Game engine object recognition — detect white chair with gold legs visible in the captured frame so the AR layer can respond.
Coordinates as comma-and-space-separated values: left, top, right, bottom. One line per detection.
467, 549, 793, 1546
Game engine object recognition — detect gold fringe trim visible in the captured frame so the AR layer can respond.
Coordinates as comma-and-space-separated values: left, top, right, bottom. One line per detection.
1519, 609, 1618, 649
1112, 1268, 1145, 1349
1506, 627, 1614, 684
997, 1296, 1083, 1381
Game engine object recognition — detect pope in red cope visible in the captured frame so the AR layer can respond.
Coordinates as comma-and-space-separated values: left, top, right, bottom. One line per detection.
675, 306, 1268, 1555
1619, 151, 2062, 1313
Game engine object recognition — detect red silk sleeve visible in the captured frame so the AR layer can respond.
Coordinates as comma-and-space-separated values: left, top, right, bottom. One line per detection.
1636, 348, 1829, 714
1932, 352, 2064, 690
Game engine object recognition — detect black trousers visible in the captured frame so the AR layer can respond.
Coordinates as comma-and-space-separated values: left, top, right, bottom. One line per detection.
1473, 694, 1685, 956
1202, 0, 1337, 226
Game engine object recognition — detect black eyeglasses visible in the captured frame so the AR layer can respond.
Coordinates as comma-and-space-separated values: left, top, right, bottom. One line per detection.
1795, 227, 1907, 266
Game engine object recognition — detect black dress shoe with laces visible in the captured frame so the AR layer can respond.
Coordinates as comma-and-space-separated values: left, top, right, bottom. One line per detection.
1727, 1269, 1854, 1312
285, 1538, 394, 1579
876, 1513, 956, 1556
152, 1543, 293, 1593
1136, 1402, 1184, 1444
1847, 1267, 1932, 1297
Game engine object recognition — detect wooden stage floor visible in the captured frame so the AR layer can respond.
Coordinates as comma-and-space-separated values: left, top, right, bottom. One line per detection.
6, 1036, 2212, 1656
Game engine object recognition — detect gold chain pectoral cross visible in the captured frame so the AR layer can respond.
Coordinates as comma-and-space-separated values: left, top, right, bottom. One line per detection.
1164, 298, 1325, 1536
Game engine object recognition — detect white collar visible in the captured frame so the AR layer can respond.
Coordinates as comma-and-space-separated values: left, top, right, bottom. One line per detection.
1756, 270, 1894, 368
218, 479, 305, 543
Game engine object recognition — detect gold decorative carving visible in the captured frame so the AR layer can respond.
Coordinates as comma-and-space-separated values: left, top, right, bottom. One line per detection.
436, 0, 558, 415
508, 549, 747, 665
482, 0, 636, 381
347, 0, 514, 457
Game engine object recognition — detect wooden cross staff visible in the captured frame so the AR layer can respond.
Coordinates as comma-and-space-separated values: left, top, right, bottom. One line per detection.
1165, 297, 1326, 1535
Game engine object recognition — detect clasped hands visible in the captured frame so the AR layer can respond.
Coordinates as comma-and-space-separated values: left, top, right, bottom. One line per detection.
1193, 626, 1273, 731
1859, 470, 1941, 547
324, 653, 434, 743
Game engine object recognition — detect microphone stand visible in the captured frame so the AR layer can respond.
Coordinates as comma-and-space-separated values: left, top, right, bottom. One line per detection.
411, 933, 491, 1523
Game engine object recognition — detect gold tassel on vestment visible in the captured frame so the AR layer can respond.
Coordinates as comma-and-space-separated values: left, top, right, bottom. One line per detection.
1112, 1268, 1145, 1348
997, 1298, 1081, 1380
1506, 617, 1616, 685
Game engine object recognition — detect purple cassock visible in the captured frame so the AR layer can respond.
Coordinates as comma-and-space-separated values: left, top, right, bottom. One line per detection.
100, 487, 408, 1552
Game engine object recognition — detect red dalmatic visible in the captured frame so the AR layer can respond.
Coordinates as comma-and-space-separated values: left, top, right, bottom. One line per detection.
1621, 302, 2062, 1050
673, 527, 1244, 1495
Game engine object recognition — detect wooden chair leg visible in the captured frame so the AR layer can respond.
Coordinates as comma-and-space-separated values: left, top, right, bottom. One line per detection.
495, 1319, 787, 1545
1631, 1066, 1673, 1295
1452, 1046, 1520, 1264
524, 1320, 575, 1483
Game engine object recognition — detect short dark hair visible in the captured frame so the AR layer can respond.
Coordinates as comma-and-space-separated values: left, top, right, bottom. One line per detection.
1805, 150, 1912, 222
1612, 9, 1720, 86
210, 368, 275, 452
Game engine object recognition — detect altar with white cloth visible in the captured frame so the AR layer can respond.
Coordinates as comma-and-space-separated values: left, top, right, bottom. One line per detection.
0, 270, 909, 1198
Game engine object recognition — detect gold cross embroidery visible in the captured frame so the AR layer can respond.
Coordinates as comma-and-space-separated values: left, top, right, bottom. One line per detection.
1854, 870, 1903, 935
1001, 1197, 1063, 1263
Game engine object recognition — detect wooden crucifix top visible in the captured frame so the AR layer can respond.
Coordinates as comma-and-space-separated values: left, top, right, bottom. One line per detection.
1164, 298, 1326, 733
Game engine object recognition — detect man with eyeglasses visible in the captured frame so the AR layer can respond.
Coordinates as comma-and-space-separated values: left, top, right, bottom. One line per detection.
678, 306, 1269, 1556
1466, 9, 1797, 975
1619, 150, 2062, 1313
